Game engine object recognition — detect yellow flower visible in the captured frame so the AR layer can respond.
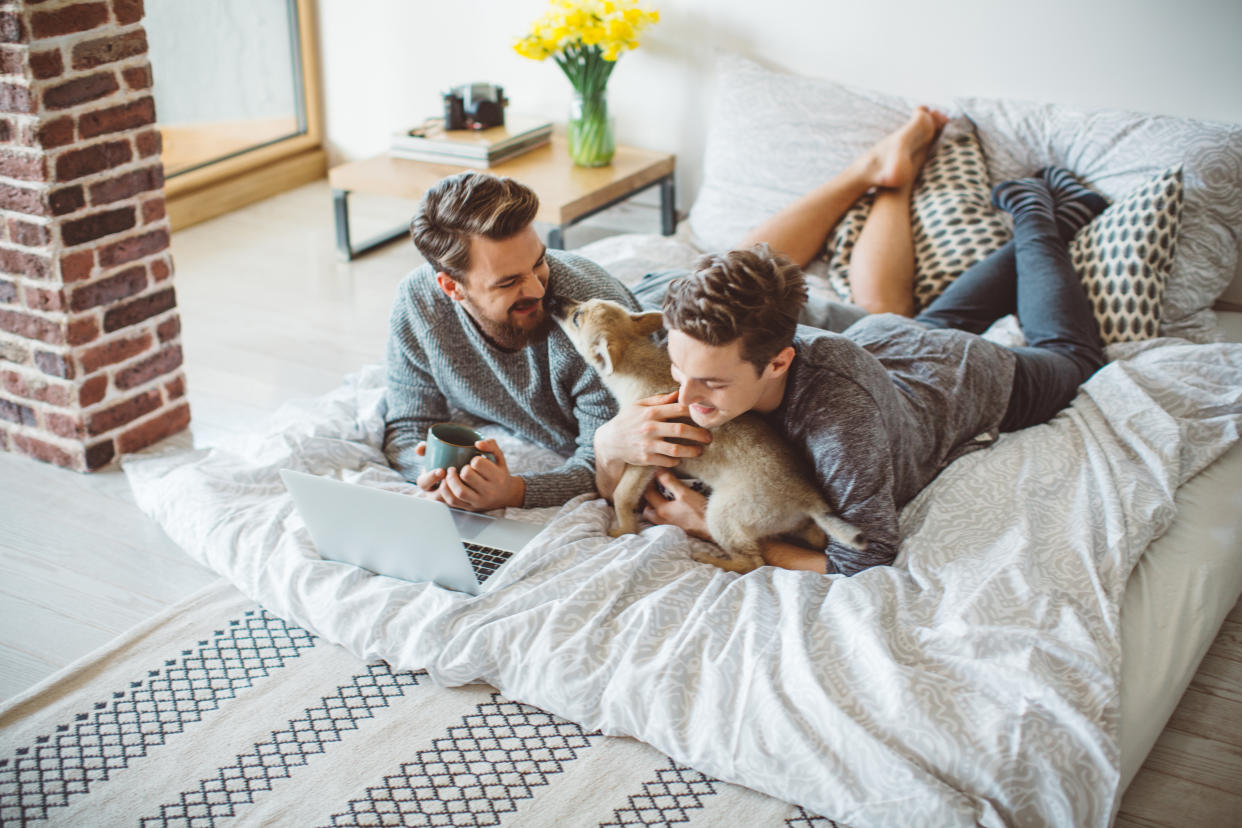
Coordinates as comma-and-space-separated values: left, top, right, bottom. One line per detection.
514, 0, 659, 79
606, 18, 633, 41
513, 38, 548, 61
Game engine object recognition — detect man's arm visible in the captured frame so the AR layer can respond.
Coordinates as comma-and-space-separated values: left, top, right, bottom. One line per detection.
383, 287, 527, 511
640, 380, 902, 575
790, 379, 901, 574
383, 296, 452, 483
516, 354, 638, 508
593, 391, 712, 499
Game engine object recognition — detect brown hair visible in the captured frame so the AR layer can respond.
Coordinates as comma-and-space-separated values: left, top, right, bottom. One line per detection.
662, 244, 808, 373
409, 172, 539, 280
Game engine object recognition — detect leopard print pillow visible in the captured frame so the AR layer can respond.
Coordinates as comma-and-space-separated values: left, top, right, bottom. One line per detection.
1071, 166, 1184, 344
826, 119, 1012, 311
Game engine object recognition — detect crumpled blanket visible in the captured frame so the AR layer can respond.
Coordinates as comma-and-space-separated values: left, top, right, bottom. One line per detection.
124, 337, 1242, 827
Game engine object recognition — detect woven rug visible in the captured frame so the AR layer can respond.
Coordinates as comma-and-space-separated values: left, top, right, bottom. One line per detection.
0, 580, 841, 827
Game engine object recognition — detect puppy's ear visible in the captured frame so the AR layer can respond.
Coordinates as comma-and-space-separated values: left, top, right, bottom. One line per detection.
631, 311, 664, 336
589, 334, 622, 376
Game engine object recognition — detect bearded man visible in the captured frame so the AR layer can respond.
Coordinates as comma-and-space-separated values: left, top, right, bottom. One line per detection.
384, 171, 710, 511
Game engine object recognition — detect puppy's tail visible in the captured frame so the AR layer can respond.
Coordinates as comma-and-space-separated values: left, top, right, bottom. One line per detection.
811, 510, 866, 552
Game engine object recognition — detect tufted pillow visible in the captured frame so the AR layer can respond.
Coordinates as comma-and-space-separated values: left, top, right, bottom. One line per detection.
826, 119, 1011, 310
1071, 166, 1184, 344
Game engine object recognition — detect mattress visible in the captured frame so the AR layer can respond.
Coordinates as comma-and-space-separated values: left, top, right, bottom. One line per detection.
1117, 309, 1242, 791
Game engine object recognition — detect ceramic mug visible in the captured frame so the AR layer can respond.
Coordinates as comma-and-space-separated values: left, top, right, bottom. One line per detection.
424, 422, 495, 473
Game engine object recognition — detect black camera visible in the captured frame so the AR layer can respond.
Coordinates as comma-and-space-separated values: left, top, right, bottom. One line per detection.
443, 82, 507, 131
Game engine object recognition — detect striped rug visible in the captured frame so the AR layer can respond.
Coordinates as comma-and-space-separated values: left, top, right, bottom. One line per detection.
0, 580, 843, 827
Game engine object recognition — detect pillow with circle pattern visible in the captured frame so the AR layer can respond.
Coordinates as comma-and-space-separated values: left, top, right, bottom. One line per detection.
826, 118, 1012, 311
1070, 165, 1184, 344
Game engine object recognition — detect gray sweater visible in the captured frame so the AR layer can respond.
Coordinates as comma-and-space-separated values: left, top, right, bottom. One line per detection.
383, 250, 641, 508
772, 314, 1017, 575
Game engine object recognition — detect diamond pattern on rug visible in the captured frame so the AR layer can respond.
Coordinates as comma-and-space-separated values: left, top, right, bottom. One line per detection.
0, 609, 316, 826
327, 693, 602, 827
786, 806, 843, 827
599, 758, 718, 826
141, 663, 425, 828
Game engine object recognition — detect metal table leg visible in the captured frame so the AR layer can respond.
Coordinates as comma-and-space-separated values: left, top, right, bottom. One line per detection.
660, 174, 677, 236
333, 189, 408, 261
540, 172, 677, 250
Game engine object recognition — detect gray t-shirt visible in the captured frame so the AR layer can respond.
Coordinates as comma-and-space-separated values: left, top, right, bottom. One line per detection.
383, 249, 641, 508
770, 314, 1017, 575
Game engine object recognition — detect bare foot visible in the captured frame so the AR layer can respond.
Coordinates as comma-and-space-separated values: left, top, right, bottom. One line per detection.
862, 106, 949, 191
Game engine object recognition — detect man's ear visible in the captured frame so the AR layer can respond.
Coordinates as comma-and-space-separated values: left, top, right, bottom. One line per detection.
589, 334, 622, 376
764, 345, 797, 379
435, 271, 465, 303
631, 311, 664, 337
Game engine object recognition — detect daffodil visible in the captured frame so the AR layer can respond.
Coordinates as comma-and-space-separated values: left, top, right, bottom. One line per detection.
513, 0, 659, 96
513, 0, 659, 166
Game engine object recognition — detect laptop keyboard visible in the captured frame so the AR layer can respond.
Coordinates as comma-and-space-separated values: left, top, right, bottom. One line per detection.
464, 542, 513, 583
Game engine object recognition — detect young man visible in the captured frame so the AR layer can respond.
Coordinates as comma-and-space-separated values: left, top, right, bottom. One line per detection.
634, 170, 1108, 575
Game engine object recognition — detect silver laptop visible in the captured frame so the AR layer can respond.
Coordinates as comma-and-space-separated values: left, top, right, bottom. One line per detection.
280, 469, 547, 595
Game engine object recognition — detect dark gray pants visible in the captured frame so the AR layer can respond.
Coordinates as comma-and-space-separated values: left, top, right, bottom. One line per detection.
915, 208, 1105, 432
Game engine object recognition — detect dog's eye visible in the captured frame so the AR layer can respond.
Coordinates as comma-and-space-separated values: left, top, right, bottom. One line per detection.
571, 309, 582, 326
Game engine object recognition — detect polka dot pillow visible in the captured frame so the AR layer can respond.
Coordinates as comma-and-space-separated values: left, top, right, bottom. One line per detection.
1070, 165, 1184, 344
826, 119, 1012, 310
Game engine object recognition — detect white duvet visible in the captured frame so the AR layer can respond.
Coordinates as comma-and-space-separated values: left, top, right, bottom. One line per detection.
125, 336, 1242, 828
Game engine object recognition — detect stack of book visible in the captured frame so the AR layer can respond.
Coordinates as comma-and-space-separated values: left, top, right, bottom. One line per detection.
389, 117, 553, 168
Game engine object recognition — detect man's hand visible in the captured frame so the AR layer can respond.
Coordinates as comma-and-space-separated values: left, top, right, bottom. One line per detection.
413, 438, 524, 511
594, 391, 712, 498
641, 469, 712, 540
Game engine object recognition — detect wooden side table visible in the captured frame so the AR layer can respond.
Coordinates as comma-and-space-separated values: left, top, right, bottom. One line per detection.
328, 136, 676, 260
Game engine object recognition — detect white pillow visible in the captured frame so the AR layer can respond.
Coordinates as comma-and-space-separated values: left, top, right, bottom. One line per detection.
686, 54, 916, 255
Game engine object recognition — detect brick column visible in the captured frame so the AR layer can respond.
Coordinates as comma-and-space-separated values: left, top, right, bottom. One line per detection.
1, 0, 187, 471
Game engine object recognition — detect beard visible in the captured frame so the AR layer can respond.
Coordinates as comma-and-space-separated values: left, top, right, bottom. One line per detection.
461, 295, 553, 351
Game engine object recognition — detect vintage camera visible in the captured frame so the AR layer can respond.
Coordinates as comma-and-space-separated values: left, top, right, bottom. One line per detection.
443, 82, 508, 131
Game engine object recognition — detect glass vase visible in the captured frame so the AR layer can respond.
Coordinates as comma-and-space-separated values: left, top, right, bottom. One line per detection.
567, 88, 615, 167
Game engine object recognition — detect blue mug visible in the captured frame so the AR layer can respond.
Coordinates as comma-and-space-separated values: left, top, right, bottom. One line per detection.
424, 422, 496, 474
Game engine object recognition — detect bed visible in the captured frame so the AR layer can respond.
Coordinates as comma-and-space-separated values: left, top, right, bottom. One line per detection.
123, 56, 1242, 827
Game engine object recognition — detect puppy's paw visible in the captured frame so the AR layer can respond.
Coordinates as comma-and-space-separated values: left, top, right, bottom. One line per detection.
822, 515, 866, 551
690, 547, 762, 574
834, 531, 866, 551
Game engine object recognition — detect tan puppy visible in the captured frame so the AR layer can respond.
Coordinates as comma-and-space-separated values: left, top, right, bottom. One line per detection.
554, 297, 865, 574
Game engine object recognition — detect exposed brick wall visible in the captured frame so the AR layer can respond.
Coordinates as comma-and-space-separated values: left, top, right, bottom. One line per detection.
0, 0, 187, 472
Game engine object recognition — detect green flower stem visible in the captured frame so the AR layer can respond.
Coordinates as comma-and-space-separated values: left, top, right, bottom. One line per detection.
556, 42, 618, 166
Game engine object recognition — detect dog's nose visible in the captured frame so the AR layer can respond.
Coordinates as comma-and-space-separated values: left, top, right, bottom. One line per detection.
545, 293, 572, 319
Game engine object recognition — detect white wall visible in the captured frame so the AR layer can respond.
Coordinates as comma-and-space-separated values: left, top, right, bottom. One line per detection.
316, 0, 1242, 210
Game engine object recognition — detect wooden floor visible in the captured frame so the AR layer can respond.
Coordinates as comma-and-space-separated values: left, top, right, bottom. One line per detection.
0, 180, 1238, 826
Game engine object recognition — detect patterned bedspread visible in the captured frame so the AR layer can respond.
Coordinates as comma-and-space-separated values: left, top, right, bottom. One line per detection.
124, 337, 1242, 827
